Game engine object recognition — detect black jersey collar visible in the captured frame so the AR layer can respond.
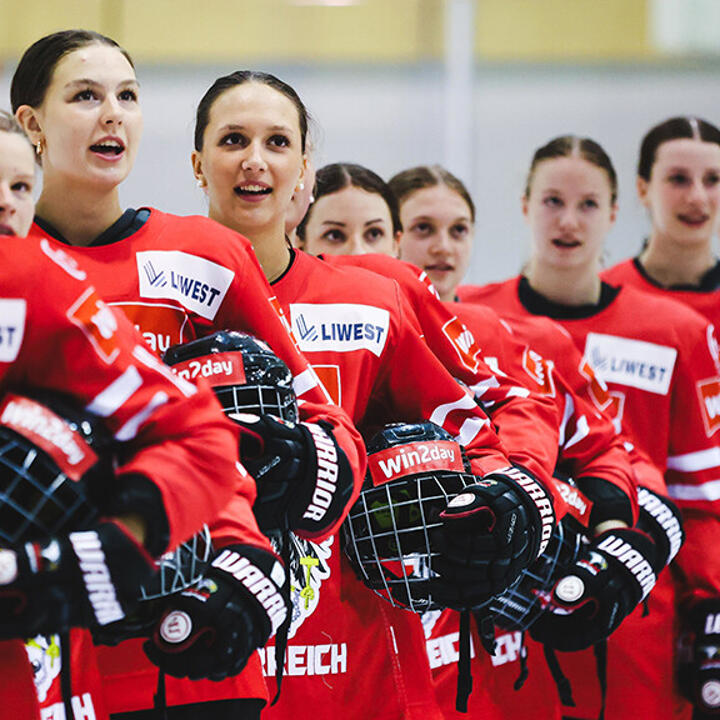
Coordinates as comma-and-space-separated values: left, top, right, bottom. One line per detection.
35, 208, 151, 247
633, 256, 720, 292
517, 275, 621, 319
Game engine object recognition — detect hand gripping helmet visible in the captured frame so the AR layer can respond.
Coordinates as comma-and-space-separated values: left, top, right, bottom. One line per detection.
0, 392, 114, 544
163, 330, 298, 422
488, 515, 586, 632
342, 421, 477, 613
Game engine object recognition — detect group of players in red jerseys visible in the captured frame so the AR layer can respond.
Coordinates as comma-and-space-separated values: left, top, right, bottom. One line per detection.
1, 26, 719, 720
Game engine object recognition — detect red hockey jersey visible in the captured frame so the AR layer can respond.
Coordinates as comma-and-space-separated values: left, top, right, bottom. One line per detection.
25, 210, 363, 712
459, 276, 713, 719
261, 249, 527, 720
0, 236, 247, 720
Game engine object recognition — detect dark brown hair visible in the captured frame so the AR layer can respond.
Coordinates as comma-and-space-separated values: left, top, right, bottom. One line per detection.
388, 165, 475, 223
194, 71, 309, 153
11, 29, 134, 112
296, 162, 402, 240
638, 116, 720, 180
525, 135, 618, 204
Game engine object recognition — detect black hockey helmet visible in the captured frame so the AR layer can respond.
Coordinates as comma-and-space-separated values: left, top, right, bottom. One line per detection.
342, 421, 476, 613
163, 330, 298, 422
0, 391, 114, 544
488, 517, 586, 632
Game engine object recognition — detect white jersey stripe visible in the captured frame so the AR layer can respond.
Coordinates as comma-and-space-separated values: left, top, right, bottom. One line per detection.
430, 393, 477, 427
116, 391, 169, 441
565, 415, 590, 450
469, 377, 500, 399
455, 416, 490, 446
667, 480, 720, 502
558, 392, 574, 448
86, 366, 143, 417
506, 386, 530, 399
667, 447, 720, 472
294, 367, 329, 402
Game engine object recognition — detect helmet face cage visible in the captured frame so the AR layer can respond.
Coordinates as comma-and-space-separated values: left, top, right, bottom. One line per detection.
140, 524, 213, 601
342, 422, 477, 613
489, 519, 587, 632
0, 428, 98, 544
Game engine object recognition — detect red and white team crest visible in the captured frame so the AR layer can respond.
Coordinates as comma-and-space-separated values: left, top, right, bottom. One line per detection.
67, 287, 120, 364
522, 346, 556, 397
697, 377, 720, 437
441, 317, 482, 373
579, 358, 626, 432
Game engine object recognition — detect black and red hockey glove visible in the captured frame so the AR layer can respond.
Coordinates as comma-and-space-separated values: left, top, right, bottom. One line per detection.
636, 485, 684, 571
530, 527, 658, 651
0, 520, 156, 639
230, 414, 354, 537
678, 599, 720, 717
432, 465, 556, 609
144, 544, 288, 681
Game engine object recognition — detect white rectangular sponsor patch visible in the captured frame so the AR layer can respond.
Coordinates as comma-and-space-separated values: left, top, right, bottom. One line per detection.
136, 251, 234, 321
290, 303, 390, 358
583, 332, 676, 395
0, 299, 26, 362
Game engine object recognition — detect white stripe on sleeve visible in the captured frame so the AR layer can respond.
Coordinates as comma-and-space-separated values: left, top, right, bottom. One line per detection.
667, 447, 720, 473
115, 391, 169, 441
667, 479, 720, 502
430, 393, 478, 427
86, 366, 143, 417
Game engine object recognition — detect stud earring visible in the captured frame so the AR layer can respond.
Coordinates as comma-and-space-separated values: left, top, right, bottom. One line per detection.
298, 182, 305, 191
196, 178, 205, 188
35, 140, 43, 156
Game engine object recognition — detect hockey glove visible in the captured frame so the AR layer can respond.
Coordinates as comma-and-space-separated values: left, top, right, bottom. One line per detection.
636, 486, 684, 571
678, 598, 720, 716
144, 544, 288, 681
530, 527, 657, 651
230, 414, 354, 537
432, 465, 556, 609
0, 520, 156, 639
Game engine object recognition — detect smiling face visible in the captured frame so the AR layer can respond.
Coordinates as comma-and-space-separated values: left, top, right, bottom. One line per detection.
301, 185, 397, 256
16, 43, 142, 193
524, 155, 616, 273
396, 185, 473, 301
192, 82, 305, 240
638, 138, 720, 249
0, 130, 36, 237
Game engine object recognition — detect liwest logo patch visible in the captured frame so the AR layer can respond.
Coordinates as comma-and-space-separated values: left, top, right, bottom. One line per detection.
136, 251, 234, 321
290, 303, 390, 358
0, 299, 26, 363
584, 333, 676, 395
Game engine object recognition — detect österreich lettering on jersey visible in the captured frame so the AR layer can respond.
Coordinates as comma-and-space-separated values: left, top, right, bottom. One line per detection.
0, 299, 26, 363
368, 441, 465, 485
136, 251, 234, 321
289, 303, 390, 358
584, 332, 677, 395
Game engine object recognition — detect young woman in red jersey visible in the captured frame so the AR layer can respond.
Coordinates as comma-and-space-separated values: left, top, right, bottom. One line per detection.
301, 162, 666, 720
11, 30, 370, 720
190, 71, 566, 720
602, 117, 720, 718
454, 136, 720, 719
0, 112, 261, 720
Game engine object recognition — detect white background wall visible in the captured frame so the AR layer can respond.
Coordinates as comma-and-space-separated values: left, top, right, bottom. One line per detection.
2, 61, 719, 285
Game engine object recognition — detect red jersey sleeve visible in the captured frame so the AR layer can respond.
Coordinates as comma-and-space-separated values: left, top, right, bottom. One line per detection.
0, 238, 255, 553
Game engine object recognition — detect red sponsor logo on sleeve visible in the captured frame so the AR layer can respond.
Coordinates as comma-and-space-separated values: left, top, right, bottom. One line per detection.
697, 377, 720, 437
67, 288, 120, 364
522, 346, 556, 397
442, 317, 482, 373
171, 351, 247, 387
579, 358, 625, 431
0, 395, 98, 480
552, 478, 593, 528
368, 440, 465, 485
